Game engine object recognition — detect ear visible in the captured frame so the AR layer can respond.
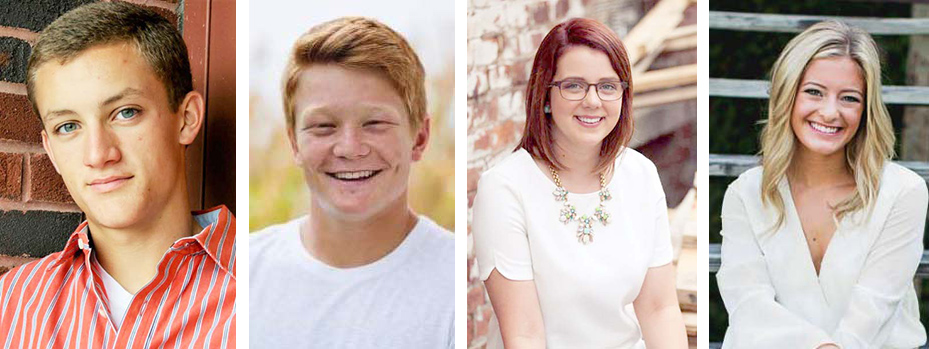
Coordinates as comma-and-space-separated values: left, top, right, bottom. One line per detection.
177, 91, 205, 145
411, 115, 431, 162
41, 130, 61, 174
287, 127, 303, 166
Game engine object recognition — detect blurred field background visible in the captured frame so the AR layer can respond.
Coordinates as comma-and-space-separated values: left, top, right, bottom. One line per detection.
249, 1, 455, 232
709, 0, 929, 342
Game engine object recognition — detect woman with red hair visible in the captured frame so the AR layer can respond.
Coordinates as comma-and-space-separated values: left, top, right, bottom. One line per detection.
472, 18, 687, 348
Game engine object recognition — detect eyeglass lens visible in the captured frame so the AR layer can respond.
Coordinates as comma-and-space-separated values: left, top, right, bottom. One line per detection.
558, 81, 623, 101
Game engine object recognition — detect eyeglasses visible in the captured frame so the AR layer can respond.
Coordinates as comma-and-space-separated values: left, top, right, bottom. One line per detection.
549, 79, 627, 101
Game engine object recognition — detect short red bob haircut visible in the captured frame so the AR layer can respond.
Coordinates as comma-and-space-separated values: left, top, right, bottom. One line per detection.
516, 18, 633, 173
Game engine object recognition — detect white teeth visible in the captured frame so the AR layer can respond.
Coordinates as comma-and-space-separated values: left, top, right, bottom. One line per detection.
332, 171, 375, 180
577, 116, 602, 124
810, 122, 839, 134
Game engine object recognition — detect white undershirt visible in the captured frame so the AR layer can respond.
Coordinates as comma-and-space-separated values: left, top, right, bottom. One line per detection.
93, 254, 134, 330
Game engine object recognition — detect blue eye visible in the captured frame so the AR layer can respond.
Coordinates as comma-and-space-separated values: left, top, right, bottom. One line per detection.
55, 122, 79, 134
841, 95, 861, 103
116, 108, 139, 120
804, 89, 823, 97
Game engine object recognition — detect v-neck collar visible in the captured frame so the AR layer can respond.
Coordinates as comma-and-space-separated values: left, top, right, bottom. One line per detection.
780, 178, 837, 302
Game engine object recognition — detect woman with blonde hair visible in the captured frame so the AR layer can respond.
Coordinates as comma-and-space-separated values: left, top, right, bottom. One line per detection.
471, 18, 687, 348
717, 21, 928, 348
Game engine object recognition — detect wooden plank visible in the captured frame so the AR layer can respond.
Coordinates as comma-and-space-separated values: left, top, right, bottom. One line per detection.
635, 64, 698, 92
664, 33, 697, 51
624, 0, 689, 65
683, 310, 697, 337
633, 85, 697, 109
709, 11, 929, 35
677, 248, 697, 312
709, 78, 929, 105
709, 154, 929, 180
707, 153, 759, 177
708, 154, 929, 181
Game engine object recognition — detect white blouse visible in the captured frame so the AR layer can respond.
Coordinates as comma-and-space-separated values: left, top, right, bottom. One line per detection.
718, 163, 929, 349
472, 148, 673, 349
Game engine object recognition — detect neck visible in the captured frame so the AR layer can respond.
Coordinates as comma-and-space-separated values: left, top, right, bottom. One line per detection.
91, 180, 198, 294
552, 133, 600, 174
303, 196, 417, 268
788, 146, 852, 188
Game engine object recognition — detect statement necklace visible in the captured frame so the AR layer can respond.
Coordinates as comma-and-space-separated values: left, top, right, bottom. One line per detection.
551, 166, 611, 244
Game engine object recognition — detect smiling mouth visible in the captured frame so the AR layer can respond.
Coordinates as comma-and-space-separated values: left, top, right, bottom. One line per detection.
575, 115, 604, 125
327, 170, 382, 181
809, 121, 842, 135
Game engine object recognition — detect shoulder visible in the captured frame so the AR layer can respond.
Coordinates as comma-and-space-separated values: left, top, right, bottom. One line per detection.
883, 162, 927, 191
249, 216, 305, 255
0, 253, 71, 306
881, 162, 928, 203
404, 216, 455, 290
728, 166, 764, 195
615, 148, 657, 175
479, 148, 535, 186
475, 149, 538, 201
410, 216, 455, 263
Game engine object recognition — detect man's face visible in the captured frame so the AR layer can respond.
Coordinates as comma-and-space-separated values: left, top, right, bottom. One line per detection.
35, 43, 191, 230
289, 64, 429, 220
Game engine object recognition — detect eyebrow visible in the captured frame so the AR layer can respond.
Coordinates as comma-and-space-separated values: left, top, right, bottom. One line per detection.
802, 81, 863, 95
44, 87, 146, 122
100, 87, 145, 107
560, 76, 622, 82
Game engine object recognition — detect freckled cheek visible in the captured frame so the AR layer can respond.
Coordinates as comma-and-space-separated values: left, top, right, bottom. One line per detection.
297, 137, 333, 169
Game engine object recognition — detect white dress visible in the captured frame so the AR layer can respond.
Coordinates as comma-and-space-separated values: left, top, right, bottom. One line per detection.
718, 163, 929, 348
471, 148, 673, 349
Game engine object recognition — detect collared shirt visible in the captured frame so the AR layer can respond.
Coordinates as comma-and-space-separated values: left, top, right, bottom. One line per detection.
0, 205, 236, 349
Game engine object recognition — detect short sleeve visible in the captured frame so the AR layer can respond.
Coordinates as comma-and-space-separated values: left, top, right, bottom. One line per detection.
471, 170, 533, 281
649, 171, 673, 268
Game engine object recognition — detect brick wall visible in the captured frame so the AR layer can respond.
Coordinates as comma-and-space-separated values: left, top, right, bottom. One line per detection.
467, 0, 696, 347
0, 0, 181, 275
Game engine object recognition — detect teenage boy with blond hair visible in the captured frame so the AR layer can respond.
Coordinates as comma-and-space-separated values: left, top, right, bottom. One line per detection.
249, 17, 454, 348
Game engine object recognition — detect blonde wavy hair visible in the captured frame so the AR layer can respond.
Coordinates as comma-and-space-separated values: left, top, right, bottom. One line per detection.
759, 20, 895, 228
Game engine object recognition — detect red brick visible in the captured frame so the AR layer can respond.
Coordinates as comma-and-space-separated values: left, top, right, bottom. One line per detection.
0, 92, 42, 144
468, 285, 485, 314
468, 167, 483, 193
529, 2, 550, 24
467, 314, 475, 345
29, 154, 72, 204
0, 152, 23, 200
556, 0, 570, 18
475, 306, 493, 338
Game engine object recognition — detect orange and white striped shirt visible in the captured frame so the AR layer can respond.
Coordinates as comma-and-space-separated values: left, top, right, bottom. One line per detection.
0, 205, 236, 349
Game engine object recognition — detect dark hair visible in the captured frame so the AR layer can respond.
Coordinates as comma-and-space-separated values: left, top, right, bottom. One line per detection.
516, 18, 634, 173
26, 2, 192, 120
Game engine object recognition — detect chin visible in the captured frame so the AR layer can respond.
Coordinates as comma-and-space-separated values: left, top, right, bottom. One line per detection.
78, 196, 148, 229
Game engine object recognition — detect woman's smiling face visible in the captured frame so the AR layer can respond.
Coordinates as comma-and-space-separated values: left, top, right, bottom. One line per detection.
790, 56, 865, 158
548, 45, 623, 150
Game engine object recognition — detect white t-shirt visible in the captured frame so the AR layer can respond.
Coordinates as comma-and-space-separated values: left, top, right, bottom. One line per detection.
249, 215, 455, 348
93, 254, 134, 330
718, 163, 928, 348
471, 148, 673, 349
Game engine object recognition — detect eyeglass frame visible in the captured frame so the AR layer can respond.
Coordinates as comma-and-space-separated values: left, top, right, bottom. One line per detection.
548, 79, 628, 101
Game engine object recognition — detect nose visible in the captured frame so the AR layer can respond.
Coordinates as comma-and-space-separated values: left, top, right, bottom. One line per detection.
582, 85, 602, 109
83, 125, 122, 168
332, 127, 370, 159
819, 97, 839, 121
